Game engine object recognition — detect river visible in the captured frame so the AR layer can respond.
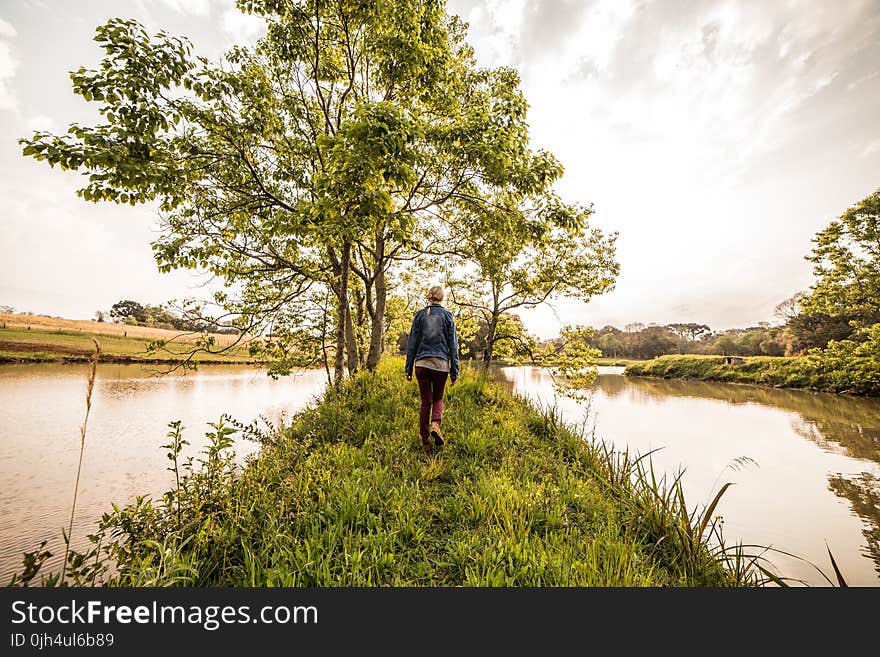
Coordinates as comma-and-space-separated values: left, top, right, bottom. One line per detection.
497, 366, 880, 586
0, 362, 327, 581
1, 362, 878, 585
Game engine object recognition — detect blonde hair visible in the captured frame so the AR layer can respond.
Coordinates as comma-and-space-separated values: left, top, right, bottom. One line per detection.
426, 285, 445, 304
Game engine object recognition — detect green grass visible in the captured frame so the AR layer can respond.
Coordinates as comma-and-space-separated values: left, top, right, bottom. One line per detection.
14, 357, 780, 587
624, 354, 878, 396
0, 328, 257, 364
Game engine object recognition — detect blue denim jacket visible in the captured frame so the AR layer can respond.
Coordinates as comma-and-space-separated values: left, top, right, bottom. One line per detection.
405, 304, 460, 380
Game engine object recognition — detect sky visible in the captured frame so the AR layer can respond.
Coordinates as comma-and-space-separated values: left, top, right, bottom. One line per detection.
0, 0, 878, 339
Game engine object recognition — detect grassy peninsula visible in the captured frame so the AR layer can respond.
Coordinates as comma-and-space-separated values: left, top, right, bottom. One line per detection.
25, 358, 770, 588
625, 354, 880, 396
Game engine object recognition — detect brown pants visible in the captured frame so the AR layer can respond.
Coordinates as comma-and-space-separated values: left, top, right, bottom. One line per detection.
415, 366, 448, 440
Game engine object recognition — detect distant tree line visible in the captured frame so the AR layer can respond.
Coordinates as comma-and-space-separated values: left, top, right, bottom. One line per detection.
570, 322, 789, 360
102, 299, 238, 334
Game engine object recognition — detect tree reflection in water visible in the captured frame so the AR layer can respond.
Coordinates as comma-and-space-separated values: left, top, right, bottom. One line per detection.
610, 376, 880, 463
828, 473, 880, 576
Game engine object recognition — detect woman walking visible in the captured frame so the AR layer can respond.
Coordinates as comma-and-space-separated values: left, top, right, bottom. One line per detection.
405, 285, 460, 453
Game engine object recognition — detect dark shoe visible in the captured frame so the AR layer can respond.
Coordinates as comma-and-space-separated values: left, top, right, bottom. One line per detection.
430, 421, 444, 447
420, 437, 432, 453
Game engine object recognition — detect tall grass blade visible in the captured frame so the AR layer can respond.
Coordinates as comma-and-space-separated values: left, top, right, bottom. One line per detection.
697, 482, 732, 543
825, 543, 848, 587
63, 338, 100, 583
755, 564, 790, 587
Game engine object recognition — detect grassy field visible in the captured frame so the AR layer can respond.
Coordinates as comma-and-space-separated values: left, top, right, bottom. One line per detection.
17, 358, 778, 587
625, 354, 879, 396
0, 314, 258, 364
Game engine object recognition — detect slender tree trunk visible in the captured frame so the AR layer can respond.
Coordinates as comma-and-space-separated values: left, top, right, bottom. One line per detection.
345, 301, 359, 375
354, 287, 367, 369
482, 289, 500, 372
482, 315, 498, 372
366, 232, 386, 371
320, 291, 332, 386
332, 242, 351, 386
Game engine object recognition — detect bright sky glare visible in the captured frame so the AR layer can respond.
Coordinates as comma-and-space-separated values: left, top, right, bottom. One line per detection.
1, 0, 878, 339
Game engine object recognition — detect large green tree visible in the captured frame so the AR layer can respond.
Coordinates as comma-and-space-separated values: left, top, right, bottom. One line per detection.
21, 1, 556, 381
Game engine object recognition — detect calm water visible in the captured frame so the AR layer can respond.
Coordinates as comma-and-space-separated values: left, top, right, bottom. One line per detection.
0, 363, 327, 581
497, 366, 880, 586
1, 363, 879, 586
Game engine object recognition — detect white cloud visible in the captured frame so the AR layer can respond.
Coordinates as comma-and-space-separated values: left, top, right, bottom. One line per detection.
0, 17, 18, 111
848, 70, 878, 91
25, 114, 58, 132
863, 138, 880, 157
157, 0, 212, 16
0, 16, 16, 38
221, 6, 265, 44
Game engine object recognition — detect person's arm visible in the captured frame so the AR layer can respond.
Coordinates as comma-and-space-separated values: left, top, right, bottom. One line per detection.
405, 311, 421, 379
448, 312, 460, 382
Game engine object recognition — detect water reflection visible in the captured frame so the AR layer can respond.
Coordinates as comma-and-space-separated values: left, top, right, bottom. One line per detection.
611, 375, 880, 463
604, 375, 880, 576
495, 365, 880, 585
0, 363, 326, 581
827, 473, 880, 576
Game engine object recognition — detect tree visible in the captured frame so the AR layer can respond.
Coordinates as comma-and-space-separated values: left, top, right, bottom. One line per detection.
666, 322, 711, 343
22, 3, 559, 381
802, 188, 880, 327
774, 293, 805, 324
462, 312, 535, 363
807, 323, 880, 395
787, 311, 856, 351
447, 194, 618, 370
110, 300, 146, 323
714, 334, 737, 356
0, 305, 14, 315
535, 325, 603, 400
94, 310, 106, 323
638, 325, 678, 358
596, 329, 624, 358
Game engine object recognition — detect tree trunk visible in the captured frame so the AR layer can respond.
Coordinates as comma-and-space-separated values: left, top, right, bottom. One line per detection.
354, 287, 367, 369
320, 291, 332, 386
332, 242, 351, 386
366, 233, 386, 371
482, 315, 498, 373
482, 290, 500, 372
345, 301, 359, 375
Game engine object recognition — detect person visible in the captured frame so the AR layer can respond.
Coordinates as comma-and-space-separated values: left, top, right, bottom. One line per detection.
405, 285, 460, 453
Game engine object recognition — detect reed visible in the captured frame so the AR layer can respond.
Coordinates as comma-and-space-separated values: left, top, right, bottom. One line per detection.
61, 338, 101, 583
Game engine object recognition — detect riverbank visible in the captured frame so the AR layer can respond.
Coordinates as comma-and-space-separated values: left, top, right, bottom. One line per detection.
624, 354, 879, 396
15, 358, 772, 587
594, 357, 646, 367
0, 324, 259, 364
